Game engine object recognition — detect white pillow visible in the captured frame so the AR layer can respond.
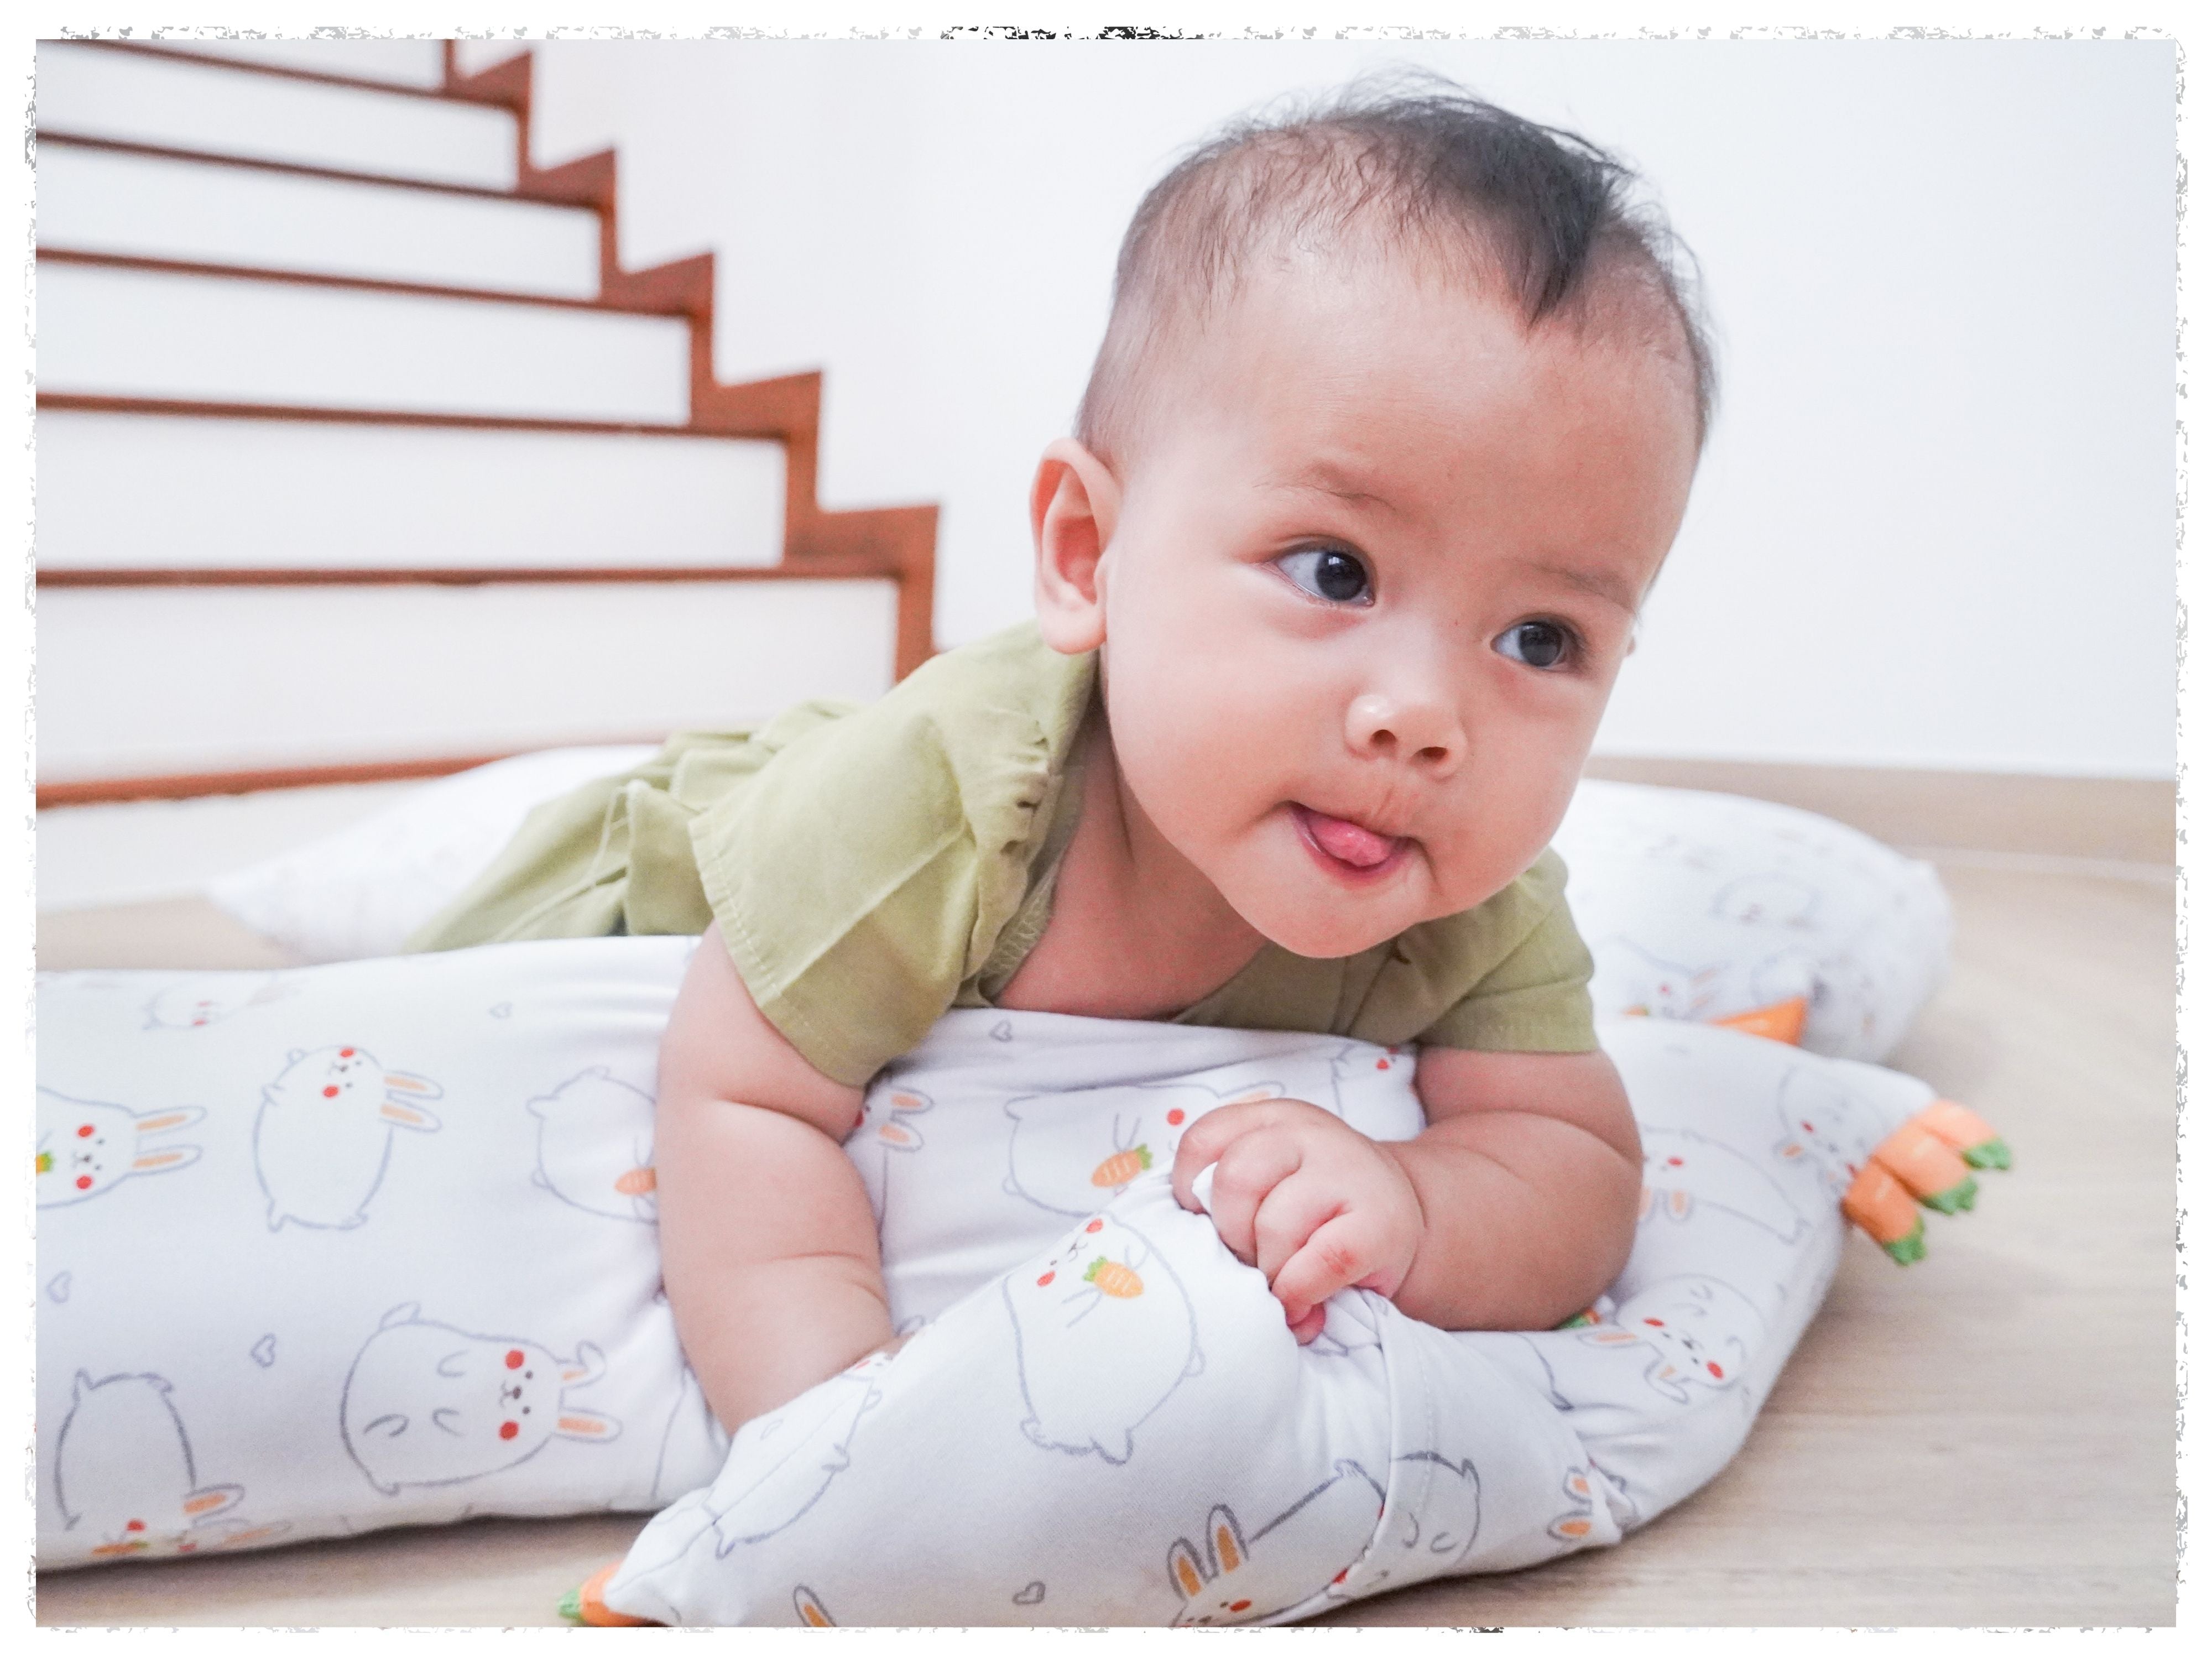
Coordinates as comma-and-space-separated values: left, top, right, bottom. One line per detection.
1555, 780, 1952, 1062
601, 1012, 1966, 1627
205, 745, 657, 962
36, 940, 1990, 1595
36, 938, 723, 1571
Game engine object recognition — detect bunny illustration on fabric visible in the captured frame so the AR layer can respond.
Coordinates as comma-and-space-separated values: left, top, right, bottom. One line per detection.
704, 1350, 889, 1553
1795, 954, 1887, 1052
36, 1088, 202, 1208
852, 1086, 933, 1156
1772, 1065, 1892, 1197
87, 1515, 295, 1561
1335, 1452, 1484, 1599
527, 1067, 659, 1223
1167, 1460, 1386, 1626
340, 1304, 620, 1494
791, 1585, 837, 1627
144, 974, 295, 1030
254, 1045, 442, 1230
1543, 1463, 1639, 1545
1004, 1080, 1283, 1216
845, 1085, 933, 1226
1547, 1466, 1600, 1543
1640, 1128, 1809, 1244
1327, 1042, 1415, 1106
1600, 940, 1725, 1021
1005, 1212, 1203, 1463
52, 1371, 245, 1551
1710, 873, 1819, 928
1579, 1276, 1766, 1403
1747, 948, 1823, 1013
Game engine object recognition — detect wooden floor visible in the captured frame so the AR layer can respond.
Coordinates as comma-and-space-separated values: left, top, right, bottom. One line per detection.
35, 854, 2178, 1627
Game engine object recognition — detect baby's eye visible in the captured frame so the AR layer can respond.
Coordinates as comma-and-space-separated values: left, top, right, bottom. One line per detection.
1274, 547, 1373, 606
1493, 619, 1577, 670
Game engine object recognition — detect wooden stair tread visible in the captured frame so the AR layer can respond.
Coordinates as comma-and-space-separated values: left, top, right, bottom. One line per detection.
37, 131, 546, 205
85, 40, 507, 106
38, 388, 807, 440
36, 247, 690, 317
39, 559, 904, 586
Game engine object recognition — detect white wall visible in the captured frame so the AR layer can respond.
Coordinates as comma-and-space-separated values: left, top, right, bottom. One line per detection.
523, 38, 2176, 779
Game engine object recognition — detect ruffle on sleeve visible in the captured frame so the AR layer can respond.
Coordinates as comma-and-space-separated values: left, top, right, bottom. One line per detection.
692, 626, 1095, 1088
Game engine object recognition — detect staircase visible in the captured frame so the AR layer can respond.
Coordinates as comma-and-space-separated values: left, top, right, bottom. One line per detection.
35, 38, 937, 826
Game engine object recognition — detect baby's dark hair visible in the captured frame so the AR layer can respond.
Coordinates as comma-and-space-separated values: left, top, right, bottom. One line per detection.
1076, 72, 1716, 461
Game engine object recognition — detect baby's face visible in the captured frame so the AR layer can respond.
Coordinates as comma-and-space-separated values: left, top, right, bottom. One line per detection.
1092, 264, 1698, 958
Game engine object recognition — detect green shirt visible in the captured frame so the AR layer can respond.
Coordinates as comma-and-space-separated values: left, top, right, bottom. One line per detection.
408, 622, 1597, 1086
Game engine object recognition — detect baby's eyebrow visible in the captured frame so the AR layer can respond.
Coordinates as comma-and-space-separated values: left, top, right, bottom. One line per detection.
1261, 462, 1402, 515
1516, 558, 1642, 618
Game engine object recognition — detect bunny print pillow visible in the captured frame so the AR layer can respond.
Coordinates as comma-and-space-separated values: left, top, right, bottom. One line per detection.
36, 937, 1992, 1627
35, 938, 723, 1568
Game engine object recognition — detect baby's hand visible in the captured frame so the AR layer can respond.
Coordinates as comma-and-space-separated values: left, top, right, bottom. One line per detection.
1169, 1099, 1423, 1343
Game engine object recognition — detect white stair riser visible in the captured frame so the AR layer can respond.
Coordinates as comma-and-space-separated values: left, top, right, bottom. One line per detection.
40, 145, 601, 299
37, 43, 517, 189
135, 39, 448, 90
39, 263, 692, 424
37, 413, 784, 572
38, 581, 898, 780
39, 779, 435, 911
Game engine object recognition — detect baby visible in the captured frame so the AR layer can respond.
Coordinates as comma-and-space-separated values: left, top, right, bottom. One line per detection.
414, 79, 1710, 1434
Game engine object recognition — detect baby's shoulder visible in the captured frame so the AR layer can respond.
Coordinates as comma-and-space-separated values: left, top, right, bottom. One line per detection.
772, 620, 1093, 815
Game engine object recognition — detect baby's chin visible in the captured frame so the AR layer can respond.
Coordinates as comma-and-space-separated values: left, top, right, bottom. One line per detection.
1218, 857, 1436, 961
1218, 836, 1528, 960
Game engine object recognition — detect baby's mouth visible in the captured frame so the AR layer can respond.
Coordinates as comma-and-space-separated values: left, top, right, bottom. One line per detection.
1291, 805, 1409, 876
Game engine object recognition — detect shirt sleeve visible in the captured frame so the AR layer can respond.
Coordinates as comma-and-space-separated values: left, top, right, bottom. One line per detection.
689, 632, 1089, 1089
1415, 850, 1599, 1053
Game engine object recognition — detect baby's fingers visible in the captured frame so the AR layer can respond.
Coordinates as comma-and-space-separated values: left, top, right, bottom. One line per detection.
1198, 1132, 1305, 1267
1270, 1211, 1399, 1331
1250, 1170, 1351, 1285
1171, 1098, 1318, 1209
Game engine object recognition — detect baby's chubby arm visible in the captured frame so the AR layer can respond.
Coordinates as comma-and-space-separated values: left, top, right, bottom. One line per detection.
1169, 1047, 1641, 1337
655, 924, 892, 1432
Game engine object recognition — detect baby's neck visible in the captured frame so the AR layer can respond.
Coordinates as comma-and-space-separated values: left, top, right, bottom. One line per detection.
995, 724, 1266, 1021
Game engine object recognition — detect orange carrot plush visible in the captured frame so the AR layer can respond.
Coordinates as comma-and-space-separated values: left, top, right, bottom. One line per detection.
1914, 1099, 2012, 1170
560, 1561, 654, 1627
1843, 1099, 2012, 1264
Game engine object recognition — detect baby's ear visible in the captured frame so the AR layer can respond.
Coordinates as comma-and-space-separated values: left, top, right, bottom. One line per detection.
1031, 437, 1119, 655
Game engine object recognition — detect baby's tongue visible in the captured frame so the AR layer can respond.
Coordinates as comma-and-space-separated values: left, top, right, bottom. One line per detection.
1305, 810, 1397, 869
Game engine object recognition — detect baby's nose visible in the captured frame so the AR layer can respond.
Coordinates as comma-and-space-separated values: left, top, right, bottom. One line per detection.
1345, 691, 1464, 776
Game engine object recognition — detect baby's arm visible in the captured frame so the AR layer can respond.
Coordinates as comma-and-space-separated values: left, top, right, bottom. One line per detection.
655, 923, 891, 1432
1170, 1047, 1641, 1335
